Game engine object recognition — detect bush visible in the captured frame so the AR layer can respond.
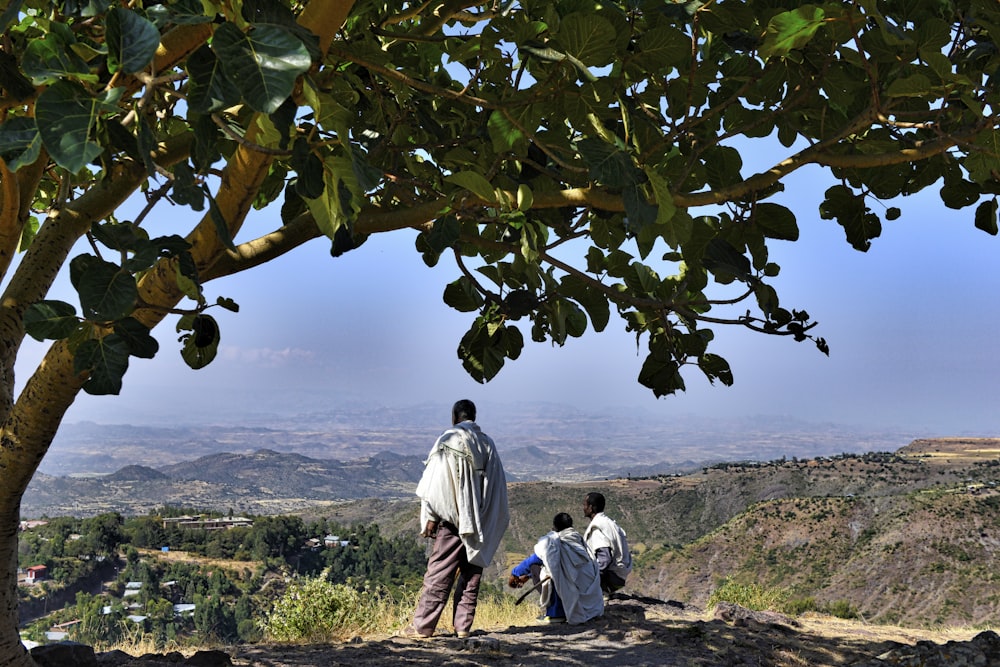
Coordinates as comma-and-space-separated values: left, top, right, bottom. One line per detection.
707, 577, 789, 613
783, 597, 818, 616
824, 599, 859, 619
263, 578, 416, 642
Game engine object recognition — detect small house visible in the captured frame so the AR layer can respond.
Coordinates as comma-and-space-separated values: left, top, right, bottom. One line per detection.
25, 565, 47, 583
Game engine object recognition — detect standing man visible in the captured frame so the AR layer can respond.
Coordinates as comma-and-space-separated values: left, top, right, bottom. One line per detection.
583, 492, 632, 596
399, 399, 509, 639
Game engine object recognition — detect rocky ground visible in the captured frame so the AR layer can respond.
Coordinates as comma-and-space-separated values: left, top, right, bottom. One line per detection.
29, 596, 1000, 667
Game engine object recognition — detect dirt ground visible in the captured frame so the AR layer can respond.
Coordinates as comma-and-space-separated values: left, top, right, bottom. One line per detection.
87, 596, 999, 667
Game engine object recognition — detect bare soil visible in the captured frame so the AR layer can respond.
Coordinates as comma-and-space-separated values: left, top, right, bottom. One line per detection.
94, 596, 991, 667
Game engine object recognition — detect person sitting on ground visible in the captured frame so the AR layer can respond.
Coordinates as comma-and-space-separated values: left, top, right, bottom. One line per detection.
583, 492, 632, 596
508, 512, 604, 624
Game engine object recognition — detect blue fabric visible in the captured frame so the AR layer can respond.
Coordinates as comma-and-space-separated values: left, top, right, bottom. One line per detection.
512, 553, 564, 618
512, 553, 542, 577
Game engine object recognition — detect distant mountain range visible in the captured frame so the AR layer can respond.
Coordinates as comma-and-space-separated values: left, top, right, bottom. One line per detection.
25, 404, 930, 519
23, 448, 428, 518
43, 402, 924, 478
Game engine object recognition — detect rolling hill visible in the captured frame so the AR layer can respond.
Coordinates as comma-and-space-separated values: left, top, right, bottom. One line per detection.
23, 434, 1000, 628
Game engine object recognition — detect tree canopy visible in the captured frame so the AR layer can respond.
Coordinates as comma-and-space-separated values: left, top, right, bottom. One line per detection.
0, 0, 998, 663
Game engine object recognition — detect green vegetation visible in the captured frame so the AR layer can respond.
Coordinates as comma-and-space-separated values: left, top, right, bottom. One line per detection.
18, 509, 428, 650
263, 579, 415, 643
708, 577, 789, 613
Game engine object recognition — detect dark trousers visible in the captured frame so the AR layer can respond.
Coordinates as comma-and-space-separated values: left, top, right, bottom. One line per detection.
411, 522, 483, 635
600, 568, 627, 594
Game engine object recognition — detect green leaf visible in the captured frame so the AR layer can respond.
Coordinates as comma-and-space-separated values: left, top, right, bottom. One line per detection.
547, 299, 588, 342
106, 8, 160, 74
635, 25, 690, 72
304, 156, 363, 244
203, 186, 237, 251
703, 146, 743, 189
644, 169, 680, 235
213, 22, 311, 114
458, 317, 508, 383
445, 171, 497, 203
90, 221, 142, 253
699, 353, 734, 386
77, 259, 137, 321
186, 45, 241, 114
35, 81, 110, 172
0, 117, 43, 171
965, 131, 1000, 184
638, 345, 685, 397
819, 185, 881, 251
443, 276, 484, 312
488, 110, 528, 154
174, 250, 202, 301
753, 203, 799, 241
216, 296, 240, 312
702, 239, 751, 283
555, 13, 616, 66
0, 0, 23, 33
75, 336, 130, 395
623, 184, 658, 237
577, 139, 641, 189
760, 6, 826, 59
21, 24, 96, 85
560, 274, 610, 332
152, 0, 214, 25
417, 215, 461, 264
975, 198, 998, 235
885, 73, 933, 98
23, 300, 79, 340
114, 317, 159, 359
177, 313, 220, 369
517, 184, 533, 211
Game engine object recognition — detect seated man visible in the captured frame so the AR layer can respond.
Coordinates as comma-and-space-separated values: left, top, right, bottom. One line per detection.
509, 512, 603, 624
583, 492, 632, 595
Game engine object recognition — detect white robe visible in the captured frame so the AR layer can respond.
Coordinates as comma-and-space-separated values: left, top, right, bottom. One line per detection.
584, 512, 632, 581
535, 528, 604, 624
415, 420, 509, 567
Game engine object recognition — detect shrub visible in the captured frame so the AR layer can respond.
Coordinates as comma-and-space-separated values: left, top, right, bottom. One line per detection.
707, 577, 789, 613
783, 597, 818, 616
263, 578, 416, 642
824, 599, 859, 619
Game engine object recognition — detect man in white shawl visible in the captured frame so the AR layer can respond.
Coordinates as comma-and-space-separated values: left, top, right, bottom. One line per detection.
398, 400, 509, 639
583, 492, 632, 595
509, 512, 604, 625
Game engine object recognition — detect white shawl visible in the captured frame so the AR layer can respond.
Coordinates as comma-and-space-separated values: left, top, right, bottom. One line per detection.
583, 512, 632, 580
415, 421, 509, 567
535, 528, 604, 624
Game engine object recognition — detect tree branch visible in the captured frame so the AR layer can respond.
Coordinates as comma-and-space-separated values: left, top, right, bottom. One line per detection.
200, 213, 323, 282
326, 45, 495, 109
0, 160, 21, 283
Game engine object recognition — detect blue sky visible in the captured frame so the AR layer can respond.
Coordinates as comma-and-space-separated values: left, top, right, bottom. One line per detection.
15, 159, 1000, 436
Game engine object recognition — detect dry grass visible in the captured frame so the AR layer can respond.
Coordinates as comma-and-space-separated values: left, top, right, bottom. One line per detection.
136, 547, 264, 574
791, 612, 986, 645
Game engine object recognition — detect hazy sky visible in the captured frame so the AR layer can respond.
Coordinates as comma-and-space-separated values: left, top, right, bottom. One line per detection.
16, 158, 1000, 436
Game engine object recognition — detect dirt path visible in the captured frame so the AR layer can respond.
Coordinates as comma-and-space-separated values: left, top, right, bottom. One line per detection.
80, 597, 1000, 667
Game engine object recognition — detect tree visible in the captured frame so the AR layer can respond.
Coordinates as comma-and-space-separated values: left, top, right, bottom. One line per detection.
0, 0, 996, 662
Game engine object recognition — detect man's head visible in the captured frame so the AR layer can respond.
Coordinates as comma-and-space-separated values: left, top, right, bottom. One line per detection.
553, 512, 573, 532
584, 492, 606, 519
452, 399, 477, 425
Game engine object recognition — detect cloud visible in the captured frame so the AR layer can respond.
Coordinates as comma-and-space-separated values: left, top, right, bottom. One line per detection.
219, 346, 317, 367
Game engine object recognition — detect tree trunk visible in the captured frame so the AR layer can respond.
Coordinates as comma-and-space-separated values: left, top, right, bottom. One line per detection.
0, 340, 85, 667
0, 504, 35, 667
0, 5, 357, 662
0, 500, 32, 667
